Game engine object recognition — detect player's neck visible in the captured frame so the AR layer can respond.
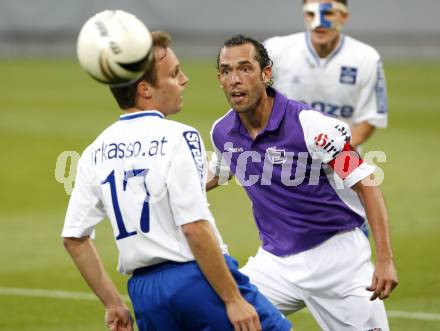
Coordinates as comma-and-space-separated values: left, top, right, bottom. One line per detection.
239, 94, 274, 140
312, 35, 341, 59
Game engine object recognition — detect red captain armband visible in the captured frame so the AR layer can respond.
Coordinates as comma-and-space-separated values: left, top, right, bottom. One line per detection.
328, 143, 363, 180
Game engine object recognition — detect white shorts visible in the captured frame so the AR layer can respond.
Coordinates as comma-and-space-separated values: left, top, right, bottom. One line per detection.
240, 228, 389, 331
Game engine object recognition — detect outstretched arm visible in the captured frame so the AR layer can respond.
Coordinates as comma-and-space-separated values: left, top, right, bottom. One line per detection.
182, 220, 262, 331
63, 237, 133, 331
352, 179, 398, 300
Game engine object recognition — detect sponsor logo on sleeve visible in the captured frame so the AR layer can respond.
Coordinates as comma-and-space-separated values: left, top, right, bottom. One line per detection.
183, 131, 204, 183
314, 133, 339, 157
340, 66, 357, 85
314, 124, 350, 159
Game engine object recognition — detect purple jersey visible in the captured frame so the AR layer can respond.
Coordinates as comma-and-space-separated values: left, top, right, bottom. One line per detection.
211, 89, 374, 255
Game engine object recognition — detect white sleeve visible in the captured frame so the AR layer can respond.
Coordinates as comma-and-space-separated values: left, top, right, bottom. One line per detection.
353, 58, 388, 128
209, 125, 233, 184
167, 130, 214, 226
343, 162, 375, 188
61, 149, 106, 238
300, 110, 375, 187
300, 110, 351, 164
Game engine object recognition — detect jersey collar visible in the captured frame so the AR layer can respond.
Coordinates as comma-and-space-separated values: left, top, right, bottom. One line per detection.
228, 88, 287, 137
305, 32, 345, 67
119, 110, 165, 121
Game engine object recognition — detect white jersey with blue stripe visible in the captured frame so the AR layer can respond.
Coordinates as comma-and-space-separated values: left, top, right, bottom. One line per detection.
62, 110, 227, 275
265, 32, 388, 128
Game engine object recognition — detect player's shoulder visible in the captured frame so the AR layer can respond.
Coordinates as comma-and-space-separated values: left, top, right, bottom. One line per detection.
165, 119, 206, 148
210, 109, 235, 136
299, 109, 350, 136
264, 32, 305, 55
163, 119, 200, 135
343, 35, 381, 61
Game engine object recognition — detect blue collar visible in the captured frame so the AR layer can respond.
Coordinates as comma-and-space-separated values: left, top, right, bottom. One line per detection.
119, 110, 165, 121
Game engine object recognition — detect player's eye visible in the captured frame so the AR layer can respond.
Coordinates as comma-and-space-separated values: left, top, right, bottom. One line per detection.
171, 68, 179, 78
305, 11, 315, 18
324, 10, 335, 17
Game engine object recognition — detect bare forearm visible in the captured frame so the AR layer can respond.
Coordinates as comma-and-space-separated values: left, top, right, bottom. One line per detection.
183, 221, 241, 303
63, 237, 125, 308
351, 122, 375, 147
206, 176, 220, 191
353, 179, 398, 299
353, 182, 393, 260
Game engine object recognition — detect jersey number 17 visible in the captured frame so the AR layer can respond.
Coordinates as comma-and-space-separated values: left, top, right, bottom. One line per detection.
101, 168, 150, 240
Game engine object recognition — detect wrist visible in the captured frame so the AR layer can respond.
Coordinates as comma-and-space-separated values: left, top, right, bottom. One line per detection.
221, 289, 242, 304
104, 299, 126, 309
376, 253, 394, 262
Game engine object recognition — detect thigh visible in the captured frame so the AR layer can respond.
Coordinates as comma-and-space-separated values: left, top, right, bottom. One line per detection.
171, 264, 235, 331
240, 249, 305, 315
300, 229, 389, 330
129, 262, 235, 331
128, 273, 183, 331
305, 294, 389, 331
176, 257, 292, 331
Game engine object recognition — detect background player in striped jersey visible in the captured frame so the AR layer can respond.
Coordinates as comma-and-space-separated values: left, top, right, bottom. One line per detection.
264, 0, 388, 149
62, 31, 292, 331
264, 0, 388, 236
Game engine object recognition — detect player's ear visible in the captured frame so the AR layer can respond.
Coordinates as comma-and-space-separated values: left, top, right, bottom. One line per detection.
262, 66, 273, 85
341, 11, 349, 24
217, 72, 225, 89
137, 80, 153, 99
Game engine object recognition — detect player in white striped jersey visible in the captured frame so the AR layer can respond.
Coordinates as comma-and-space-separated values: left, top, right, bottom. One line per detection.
62, 31, 291, 331
265, 0, 388, 149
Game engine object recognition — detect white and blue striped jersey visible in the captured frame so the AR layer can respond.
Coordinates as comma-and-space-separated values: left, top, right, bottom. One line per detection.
62, 110, 227, 275
265, 32, 388, 129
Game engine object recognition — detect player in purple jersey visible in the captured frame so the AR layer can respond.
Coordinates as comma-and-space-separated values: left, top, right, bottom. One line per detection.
209, 34, 398, 330
264, 0, 389, 237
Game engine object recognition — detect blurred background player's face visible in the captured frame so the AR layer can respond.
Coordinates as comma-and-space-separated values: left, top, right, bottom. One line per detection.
217, 44, 269, 114
151, 47, 188, 116
303, 0, 348, 48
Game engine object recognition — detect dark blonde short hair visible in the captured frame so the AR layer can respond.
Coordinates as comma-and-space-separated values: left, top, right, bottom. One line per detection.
110, 31, 172, 109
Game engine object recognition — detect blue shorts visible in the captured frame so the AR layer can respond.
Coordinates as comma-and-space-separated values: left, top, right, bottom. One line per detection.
127, 255, 292, 331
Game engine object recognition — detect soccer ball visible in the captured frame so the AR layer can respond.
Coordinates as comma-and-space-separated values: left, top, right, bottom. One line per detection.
76, 10, 153, 85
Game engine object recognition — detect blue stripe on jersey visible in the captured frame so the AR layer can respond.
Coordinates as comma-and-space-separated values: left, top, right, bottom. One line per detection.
305, 33, 346, 67
120, 111, 164, 121
305, 32, 321, 66
375, 60, 388, 114
183, 131, 204, 187
326, 34, 345, 64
